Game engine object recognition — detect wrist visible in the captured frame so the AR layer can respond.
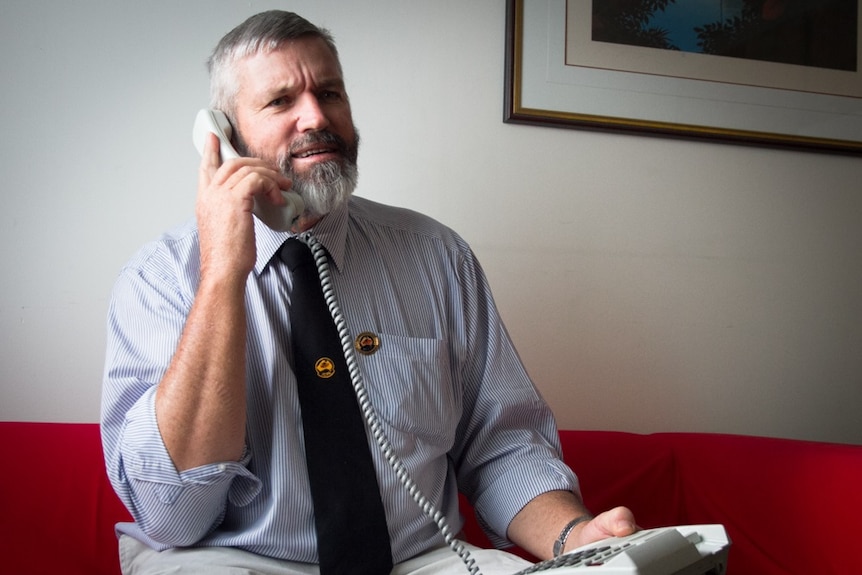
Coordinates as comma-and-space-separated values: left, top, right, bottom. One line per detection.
198, 265, 250, 297
553, 514, 593, 557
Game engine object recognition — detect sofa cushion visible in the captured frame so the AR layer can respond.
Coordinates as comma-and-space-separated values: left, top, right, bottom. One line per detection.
0, 422, 130, 575
668, 432, 862, 575
558, 430, 682, 529
3, 422, 860, 575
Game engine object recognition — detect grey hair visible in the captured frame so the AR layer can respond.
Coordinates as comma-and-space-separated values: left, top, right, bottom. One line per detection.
206, 10, 340, 119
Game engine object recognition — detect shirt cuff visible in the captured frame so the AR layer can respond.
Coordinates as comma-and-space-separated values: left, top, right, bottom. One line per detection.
474, 459, 579, 548
119, 387, 261, 506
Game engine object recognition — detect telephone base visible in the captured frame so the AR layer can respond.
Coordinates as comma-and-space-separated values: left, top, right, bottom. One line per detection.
515, 524, 730, 575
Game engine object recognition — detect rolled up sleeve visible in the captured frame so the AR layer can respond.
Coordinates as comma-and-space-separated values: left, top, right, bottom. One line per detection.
111, 389, 261, 546
101, 241, 261, 548
450, 249, 579, 548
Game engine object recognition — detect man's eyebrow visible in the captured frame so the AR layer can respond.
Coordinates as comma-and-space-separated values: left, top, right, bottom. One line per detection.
261, 76, 344, 96
316, 77, 346, 91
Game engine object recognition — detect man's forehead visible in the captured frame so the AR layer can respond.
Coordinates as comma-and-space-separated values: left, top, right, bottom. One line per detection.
239, 38, 343, 85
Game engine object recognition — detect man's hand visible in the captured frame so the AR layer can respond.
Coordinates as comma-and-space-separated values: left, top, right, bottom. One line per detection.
196, 132, 292, 284
508, 490, 638, 561
565, 506, 638, 552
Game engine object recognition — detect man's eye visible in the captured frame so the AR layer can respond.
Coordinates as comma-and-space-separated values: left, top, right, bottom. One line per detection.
269, 97, 289, 107
319, 91, 342, 102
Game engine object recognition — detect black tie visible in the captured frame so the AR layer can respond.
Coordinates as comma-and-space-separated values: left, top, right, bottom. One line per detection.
280, 237, 393, 575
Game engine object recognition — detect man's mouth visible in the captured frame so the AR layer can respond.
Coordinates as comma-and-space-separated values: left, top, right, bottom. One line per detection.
289, 131, 347, 162
282, 130, 357, 179
292, 146, 339, 160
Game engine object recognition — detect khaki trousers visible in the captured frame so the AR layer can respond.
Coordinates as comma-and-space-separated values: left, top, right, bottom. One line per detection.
120, 535, 534, 575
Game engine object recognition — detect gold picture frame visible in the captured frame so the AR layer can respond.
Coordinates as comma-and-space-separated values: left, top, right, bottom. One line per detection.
504, 0, 862, 154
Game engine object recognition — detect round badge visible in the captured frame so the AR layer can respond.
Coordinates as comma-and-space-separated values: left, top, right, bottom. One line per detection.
314, 357, 336, 378
354, 332, 380, 355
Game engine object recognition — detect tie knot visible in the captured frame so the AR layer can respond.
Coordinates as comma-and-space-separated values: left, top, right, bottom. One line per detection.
279, 238, 314, 272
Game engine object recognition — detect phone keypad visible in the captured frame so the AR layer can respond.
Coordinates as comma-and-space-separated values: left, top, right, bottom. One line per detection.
517, 542, 633, 573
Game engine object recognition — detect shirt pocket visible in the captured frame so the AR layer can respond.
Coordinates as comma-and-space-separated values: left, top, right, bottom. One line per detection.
355, 332, 459, 450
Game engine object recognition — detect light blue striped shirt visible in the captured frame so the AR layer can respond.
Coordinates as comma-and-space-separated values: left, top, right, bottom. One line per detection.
101, 195, 578, 564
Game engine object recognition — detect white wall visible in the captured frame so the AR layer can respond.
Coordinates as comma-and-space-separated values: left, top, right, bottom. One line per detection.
2, 1, 861, 444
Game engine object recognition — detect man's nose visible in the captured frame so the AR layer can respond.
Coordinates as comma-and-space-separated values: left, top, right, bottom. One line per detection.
295, 93, 330, 132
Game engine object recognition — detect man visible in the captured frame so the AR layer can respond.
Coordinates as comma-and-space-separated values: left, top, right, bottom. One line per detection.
101, 10, 636, 575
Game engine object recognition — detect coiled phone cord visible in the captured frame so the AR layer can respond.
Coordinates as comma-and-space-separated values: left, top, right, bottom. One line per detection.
298, 232, 482, 575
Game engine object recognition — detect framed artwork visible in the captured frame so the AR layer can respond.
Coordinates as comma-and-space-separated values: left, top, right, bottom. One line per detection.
504, 0, 862, 154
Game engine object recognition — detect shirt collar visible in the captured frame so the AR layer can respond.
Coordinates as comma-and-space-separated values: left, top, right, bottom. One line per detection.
253, 199, 350, 276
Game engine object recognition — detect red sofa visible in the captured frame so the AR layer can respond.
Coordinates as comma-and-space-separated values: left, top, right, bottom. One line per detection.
2, 421, 859, 575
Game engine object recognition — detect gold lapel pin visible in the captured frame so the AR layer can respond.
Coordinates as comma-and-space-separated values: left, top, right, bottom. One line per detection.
354, 332, 380, 355
314, 357, 336, 379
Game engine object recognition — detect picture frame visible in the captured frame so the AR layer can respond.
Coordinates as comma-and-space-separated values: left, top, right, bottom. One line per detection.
504, 0, 862, 154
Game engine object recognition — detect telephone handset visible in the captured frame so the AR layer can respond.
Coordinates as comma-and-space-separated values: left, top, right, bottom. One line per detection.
192, 109, 305, 231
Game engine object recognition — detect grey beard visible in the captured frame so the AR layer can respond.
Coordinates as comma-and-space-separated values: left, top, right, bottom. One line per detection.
279, 155, 358, 218
235, 127, 360, 219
